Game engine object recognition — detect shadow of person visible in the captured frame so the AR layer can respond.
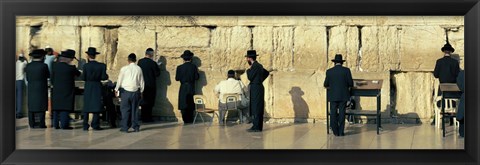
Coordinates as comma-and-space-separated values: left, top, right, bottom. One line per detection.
289, 87, 309, 123
157, 56, 176, 122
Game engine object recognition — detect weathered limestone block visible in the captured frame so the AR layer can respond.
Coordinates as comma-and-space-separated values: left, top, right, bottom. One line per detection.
80, 27, 106, 63
447, 27, 464, 69
16, 26, 31, 54
88, 16, 136, 26
252, 26, 274, 70
350, 71, 391, 118
399, 26, 446, 71
50, 16, 89, 26
294, 26, 328, 70
238, 16, 302, 26
114, 26, 156, 80
376, 16, 464, 26
360, 26, 401, 72
156, 27, 210, 48
194, 16, 238, 26
327, 26, 359, 70
158, 48, 211, 71
305, 16, 377, 26
34, 24, 81, 54
210, 26, 251, 70
273, 27, 294, 71
16, 16, 48, 26
272, 71, 327, 119
393, 72, 435, 119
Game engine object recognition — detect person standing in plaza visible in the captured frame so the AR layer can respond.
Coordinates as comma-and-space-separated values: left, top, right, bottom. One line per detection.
16, 53, 28, 119
175, 50, 199, 124
115, 53, 145, 133
44, 46, 57, 126
456, 70, 465, 138
81, 47, 109, 131
51, 49, 81, 129
433, 41, 460, 126
137, 48, 160, 123
25, 49, 49, 128
324, 54, 353, 136
245, 50, 269, 132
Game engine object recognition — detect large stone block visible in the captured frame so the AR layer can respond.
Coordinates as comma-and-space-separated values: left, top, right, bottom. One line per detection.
114, 26, 156, 80
88, 16, 136, 26
393, 72, 435, 119
50, 16, 90, 26
327, 26, 359, 70
305, 16, 377, 26
272, 71, 326, 119
80, 27, 106, 63
16, 16, 48, 26
294, 26, 328, 70
252, 26, 274, 70
157, 48, 211, 71
273, 27, 294, 71
34, 24, 81, 54
398, 26, 446, 71
360, 26, 401, 72
210, 26, 251, 70
376, 16, 464, 26
16, 26, 31, 54
156, 27, 210, 48
447, 27, 464, 69
194, 16, 238, 26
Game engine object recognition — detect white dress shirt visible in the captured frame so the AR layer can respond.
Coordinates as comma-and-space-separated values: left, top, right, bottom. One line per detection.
115, 63, 145, 93
16, 60, 27, 80
214, 78, 246, 103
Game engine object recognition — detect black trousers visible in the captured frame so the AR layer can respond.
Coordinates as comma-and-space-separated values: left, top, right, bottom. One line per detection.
181, 109, 194, 124
250, 84, 265, 131
457, 119, 464, 137
83, 112, 101, 129
53, 110, 71, 128
330, 101, 347, 136
141, 86, 156, 122
28, 112, 46, 128
120, 90, 140, 131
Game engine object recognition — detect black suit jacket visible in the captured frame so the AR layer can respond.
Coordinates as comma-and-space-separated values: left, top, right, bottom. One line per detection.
138, 57, 160, 88
81, 61, 109, 113
247, 61, 269, 85
25, 61, 50, 112
51, 62, 81, 111
434, 56, 460, 83
175, 62, 199, 110
324, 65, 354, 102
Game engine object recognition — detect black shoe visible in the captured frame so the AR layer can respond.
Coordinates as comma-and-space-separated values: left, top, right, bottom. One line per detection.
119, 129, 129, 133
93, 127, 104, 131
62, 127, 74, 130
110, 124, 117, 128
247, 129, 261, 132
83, 128, 89, 131
39, 125, 47, 129
16, 115, 23, 119
134, 129, 140, 132
55, 126, 61, 129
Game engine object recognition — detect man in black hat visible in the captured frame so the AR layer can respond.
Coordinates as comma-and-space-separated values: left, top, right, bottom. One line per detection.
433, 42, 460, 126
175, 50, 199, 124
51, 49, 81, 129
324, 54, 354, 136
81, 47, 109, 131
25, 49, 50, 128
137, 48, 160, 123
115, 53, 145, 133
245, 50, 269, 132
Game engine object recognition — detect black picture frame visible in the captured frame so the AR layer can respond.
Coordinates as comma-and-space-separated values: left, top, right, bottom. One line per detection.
1, 0, 479, 164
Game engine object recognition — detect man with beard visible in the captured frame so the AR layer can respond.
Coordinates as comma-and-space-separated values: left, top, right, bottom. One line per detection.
245, 50, 269, 132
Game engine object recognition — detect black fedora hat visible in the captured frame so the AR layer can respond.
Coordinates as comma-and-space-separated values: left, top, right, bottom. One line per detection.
441, 42, 455, 52
245, 50, 258, 57
180, 50, 194, 58
331, 54, 346, 62
59, 49, 76, 59
85, 47, 100, 55
29, 49, 47, 58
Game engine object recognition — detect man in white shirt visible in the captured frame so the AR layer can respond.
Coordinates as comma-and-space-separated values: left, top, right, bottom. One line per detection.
16, 53, 28, 119
115, 53, 145, 133
214, 70, 249, 124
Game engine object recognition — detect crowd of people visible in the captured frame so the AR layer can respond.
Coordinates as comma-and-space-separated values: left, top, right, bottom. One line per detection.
15, 41, 464, 137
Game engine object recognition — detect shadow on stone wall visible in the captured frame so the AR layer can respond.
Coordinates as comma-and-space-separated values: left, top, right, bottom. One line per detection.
289, 87, 309, 123
157, 56, 175, 121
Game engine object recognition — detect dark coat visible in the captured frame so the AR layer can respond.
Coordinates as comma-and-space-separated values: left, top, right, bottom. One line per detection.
247, 61, 269, 130
456, 70, 465, 120
51, 62, 81, 111
324, 65, 354, 102
25, 61, 50, 112
175, 62, 199, 110
138, 57, 160, 106
81, 61, 108, 113
434, 56, 460, 83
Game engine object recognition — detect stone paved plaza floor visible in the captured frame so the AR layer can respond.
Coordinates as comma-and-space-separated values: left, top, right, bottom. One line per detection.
16, 118, 464, 149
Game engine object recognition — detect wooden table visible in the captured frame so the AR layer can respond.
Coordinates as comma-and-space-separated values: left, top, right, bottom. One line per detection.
326, 79, 383, 135
439, 83, 462, 137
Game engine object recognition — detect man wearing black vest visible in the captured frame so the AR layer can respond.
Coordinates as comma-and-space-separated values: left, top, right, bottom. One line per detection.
138, 48, 160, 123
245, 50, 269, 132
433, 42, 460, 126
324, 54, 354, 136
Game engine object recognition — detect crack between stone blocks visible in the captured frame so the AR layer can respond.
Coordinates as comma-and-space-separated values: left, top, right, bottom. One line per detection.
326, 26, 332, 68
357, 26, 363, 72
248, 26, 254, 50
291, 27, 295, 70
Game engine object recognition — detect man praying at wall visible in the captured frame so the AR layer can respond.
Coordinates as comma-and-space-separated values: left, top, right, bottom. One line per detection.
138, 48, 160, 123
175, 50, 199, 124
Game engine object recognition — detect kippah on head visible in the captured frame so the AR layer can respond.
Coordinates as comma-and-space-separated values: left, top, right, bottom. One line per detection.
228, 70, 235, 75
146, 48, 154, 55
128, 53, 137, 62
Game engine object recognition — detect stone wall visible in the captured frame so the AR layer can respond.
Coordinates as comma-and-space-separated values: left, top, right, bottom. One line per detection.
16, 16, 464, 123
